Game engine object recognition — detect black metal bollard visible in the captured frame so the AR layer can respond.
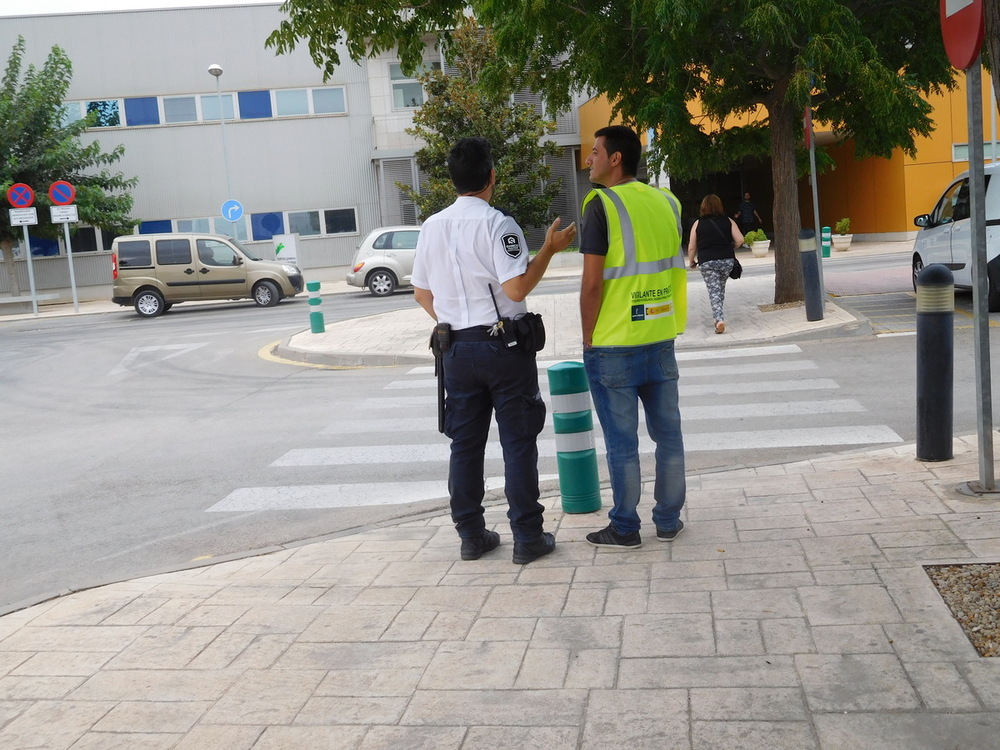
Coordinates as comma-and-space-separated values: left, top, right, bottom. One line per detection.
799, 229, 824, 321
916, 264, 954, 461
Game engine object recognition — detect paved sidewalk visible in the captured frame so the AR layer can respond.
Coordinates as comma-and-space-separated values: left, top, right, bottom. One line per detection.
10, 239, 1000, 749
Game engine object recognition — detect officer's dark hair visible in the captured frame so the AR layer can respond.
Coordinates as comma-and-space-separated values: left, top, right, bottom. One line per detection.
448, 137, 493, 194
594, 125, 641, 177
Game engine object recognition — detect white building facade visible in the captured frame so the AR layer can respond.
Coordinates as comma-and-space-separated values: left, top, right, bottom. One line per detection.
3, 3, 586, 281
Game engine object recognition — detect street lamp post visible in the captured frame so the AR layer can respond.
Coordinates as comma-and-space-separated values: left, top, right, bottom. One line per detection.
207, 64, 233, 203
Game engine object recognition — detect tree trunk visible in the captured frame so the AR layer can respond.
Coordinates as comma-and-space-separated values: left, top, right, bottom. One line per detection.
987, 0, 1000, 108
0, 238, 20, 296
767, 87, 805, 304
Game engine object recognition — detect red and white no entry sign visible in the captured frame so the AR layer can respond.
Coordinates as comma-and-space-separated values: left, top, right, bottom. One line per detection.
941, 0, 985, 70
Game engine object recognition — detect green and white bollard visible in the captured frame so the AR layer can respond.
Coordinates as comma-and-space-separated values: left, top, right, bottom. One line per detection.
307, 280, 325, 333
547, 361, 602, 514
821, 226, 831, 259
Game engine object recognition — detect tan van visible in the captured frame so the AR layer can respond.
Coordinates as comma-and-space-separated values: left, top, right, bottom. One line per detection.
112, 233, 303, 317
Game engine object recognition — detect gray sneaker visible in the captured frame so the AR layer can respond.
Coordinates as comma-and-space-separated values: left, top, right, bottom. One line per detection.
655, 520, 685, 542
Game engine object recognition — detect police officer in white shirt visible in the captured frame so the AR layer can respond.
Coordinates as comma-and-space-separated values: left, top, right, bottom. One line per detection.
412, 137, 577, 565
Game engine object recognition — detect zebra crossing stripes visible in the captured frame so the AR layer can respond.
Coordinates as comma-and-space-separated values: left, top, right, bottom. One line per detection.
211, 343, 903, 511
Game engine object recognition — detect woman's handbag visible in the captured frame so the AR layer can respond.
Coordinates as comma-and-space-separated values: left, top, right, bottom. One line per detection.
729, 258, 743, 279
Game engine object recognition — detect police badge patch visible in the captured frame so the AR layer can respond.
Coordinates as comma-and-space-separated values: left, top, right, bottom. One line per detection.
501, 233, 522, 258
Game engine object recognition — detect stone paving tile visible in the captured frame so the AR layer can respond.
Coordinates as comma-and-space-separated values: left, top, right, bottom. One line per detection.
581, 688, 687, 748
620, 656, 798, 689
622, 613, 715, 657
294, 695, 409, 725
711, 588, 803, 620
690, 686, 809, 721
0, 625, 148, 653
760, 618, 815, 654
797, 584, 902, 626
171, 724, 264, 750
419, 640, 527, 689
0, 674, 87, 700
92, 700, 212, 733
692, 720, 819, 749
532, 615, 622, 650
200, 669, 325, 725
252, 725, 365, 748
70, 731, 181, 749
10, 650, 115, 676
715, 618, 765, 655
104, 625, 224, 670
796, 653, 920, 711
400, 688, 588, 726
358, 725, 466, 749
0, 700, 115, 750
904, 661, 983, 710
480, 584, 570, 617
464, 725, 580, 750
812, 712, 1000, 749
798, 534, 885, 566
515, 647, 571, 688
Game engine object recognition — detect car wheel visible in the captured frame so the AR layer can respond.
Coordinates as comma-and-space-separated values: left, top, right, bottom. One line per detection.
911, 255, 924, 293
367, 270, 397, 297
133, 289, 165, 318
253, 280, 282, 307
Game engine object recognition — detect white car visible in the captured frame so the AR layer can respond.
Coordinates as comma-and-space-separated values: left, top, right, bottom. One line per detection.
911, 162, 1000, 311
346, 226, 420, 296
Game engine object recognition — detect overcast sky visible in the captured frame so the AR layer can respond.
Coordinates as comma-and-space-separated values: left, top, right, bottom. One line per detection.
6, 0, 277, 16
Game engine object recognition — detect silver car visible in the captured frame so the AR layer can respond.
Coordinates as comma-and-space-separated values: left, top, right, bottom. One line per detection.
911, 162, 1000, 311
346, 226, 420, 296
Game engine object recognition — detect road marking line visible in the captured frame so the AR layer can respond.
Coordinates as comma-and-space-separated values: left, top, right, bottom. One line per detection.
108, 343, 208, 376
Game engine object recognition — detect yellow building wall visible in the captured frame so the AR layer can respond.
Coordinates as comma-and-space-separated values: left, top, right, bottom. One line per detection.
580, 74, 1000, 236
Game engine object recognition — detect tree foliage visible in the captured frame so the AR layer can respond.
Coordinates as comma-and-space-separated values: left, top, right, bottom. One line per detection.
404, 18, 562, 228
0, 37, 137, 293
269, 0, 955, 303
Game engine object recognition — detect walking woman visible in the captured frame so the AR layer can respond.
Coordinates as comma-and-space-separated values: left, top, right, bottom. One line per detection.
687, 194, 743, 334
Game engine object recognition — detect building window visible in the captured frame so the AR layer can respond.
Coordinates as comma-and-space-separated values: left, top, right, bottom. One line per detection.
201, 93, 235, 121
238, 90, 272, 119
324, 208, 357, 234
163, 96, 198, 124
288, 210, 322, 236
139, 220, 172, 234
124, 97, 159, 126
213, 217, 248, 241
86, 100, 121, 127
390, 62, 440, 109
177, 218, 211, 233
276, 89, 310, 116
953, 142, 1000, 161
251, 212, 285, 241
61, 102, 84, 126
313, 87, 346, 114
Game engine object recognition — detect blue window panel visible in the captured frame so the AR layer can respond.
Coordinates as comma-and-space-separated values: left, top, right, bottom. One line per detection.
124, 97, 159, 126
238, 90, 272, 119
251, 212, 284, 241
139, 220, 172, 234
28, 235, 59, 256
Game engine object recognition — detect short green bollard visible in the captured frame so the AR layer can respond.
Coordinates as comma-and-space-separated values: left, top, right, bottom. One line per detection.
821, 226, 831, 259
307, 280, 325, 333
547, 361, 602, 514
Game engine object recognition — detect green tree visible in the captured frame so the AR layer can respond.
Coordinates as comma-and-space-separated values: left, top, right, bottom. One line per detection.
268, 0, 955, 302
0, 37, 136, 295
405, 18, 562, 228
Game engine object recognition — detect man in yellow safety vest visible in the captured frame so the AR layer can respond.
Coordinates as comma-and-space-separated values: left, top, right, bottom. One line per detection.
578, 125, 688, 549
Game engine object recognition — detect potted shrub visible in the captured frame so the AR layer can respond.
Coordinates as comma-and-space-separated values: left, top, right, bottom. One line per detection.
743, 229, 770, 258
832, 217, 853, 251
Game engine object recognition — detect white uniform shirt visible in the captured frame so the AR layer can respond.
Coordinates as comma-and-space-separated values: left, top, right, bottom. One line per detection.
411, 196, 530, 328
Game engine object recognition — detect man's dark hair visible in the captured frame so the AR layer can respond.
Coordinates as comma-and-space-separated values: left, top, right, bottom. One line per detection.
594, 125, 642, 177
448, 137, 493, 194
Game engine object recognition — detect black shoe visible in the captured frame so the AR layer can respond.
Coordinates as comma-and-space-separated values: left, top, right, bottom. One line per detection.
656, 520, 685, 542
460, 530, 500, 561
586, 524, 641, 549
512, 532, 555, 565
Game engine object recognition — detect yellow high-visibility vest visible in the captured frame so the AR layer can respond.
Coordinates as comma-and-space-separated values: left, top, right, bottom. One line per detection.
583, 181, 687, 347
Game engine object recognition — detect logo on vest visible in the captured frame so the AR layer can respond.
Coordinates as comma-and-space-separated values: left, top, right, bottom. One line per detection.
501, 233, 522, 258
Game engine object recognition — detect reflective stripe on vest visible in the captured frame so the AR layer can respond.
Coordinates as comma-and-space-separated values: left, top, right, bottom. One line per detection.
597, 188, 686, 280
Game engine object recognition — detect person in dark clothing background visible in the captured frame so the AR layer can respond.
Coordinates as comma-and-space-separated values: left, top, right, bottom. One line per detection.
688, 193, 743, 334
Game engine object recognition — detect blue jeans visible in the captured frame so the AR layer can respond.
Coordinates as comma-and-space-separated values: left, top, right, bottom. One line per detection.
583, 340, 686, 535
443, 341, 547, 543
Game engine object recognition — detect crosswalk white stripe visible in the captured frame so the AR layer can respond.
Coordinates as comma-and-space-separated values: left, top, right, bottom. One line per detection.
404, 345, 806, 377
682, 399, 867, 420
681, 378, 839, 396
361, 395, 438, 409
273, 423, 902, 467
208, 474, 562, 511
683, 360, 818, 377
321, 418, 437, 434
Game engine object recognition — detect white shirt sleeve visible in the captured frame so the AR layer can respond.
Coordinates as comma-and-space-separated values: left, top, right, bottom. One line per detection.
493, 214, 529, 284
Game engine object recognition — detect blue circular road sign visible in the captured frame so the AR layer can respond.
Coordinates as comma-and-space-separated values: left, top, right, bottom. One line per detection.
221, 199, 244, 223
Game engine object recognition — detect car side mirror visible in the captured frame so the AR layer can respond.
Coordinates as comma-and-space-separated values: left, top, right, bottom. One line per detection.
913, 214, 930, 228
233, 255, 243, 266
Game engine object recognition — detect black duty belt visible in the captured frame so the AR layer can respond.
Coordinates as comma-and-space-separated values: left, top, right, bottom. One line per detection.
450, 326, 495, 342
